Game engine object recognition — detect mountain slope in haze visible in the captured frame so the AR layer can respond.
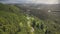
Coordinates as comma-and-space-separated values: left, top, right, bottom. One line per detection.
0, 3, 60, 34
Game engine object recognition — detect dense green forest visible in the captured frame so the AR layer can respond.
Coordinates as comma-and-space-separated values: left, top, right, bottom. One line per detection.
0, 3, 60, 34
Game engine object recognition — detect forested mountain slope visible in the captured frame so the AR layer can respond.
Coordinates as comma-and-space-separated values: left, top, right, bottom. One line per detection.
0, 3, 60, 34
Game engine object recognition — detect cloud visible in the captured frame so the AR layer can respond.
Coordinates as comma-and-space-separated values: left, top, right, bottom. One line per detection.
35, 0, 58, 4
0, 0, 59, 4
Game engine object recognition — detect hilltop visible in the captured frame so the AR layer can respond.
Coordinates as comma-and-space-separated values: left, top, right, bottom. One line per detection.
0, 3, 60, 34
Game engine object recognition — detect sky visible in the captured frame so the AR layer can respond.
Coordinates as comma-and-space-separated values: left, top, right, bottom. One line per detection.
0, 0, 59, 4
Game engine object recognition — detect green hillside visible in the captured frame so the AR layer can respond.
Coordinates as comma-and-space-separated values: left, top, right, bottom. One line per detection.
0, 3, 60, 34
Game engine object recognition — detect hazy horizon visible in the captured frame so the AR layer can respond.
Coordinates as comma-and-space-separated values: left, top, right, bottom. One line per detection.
0, 0, 59, 4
